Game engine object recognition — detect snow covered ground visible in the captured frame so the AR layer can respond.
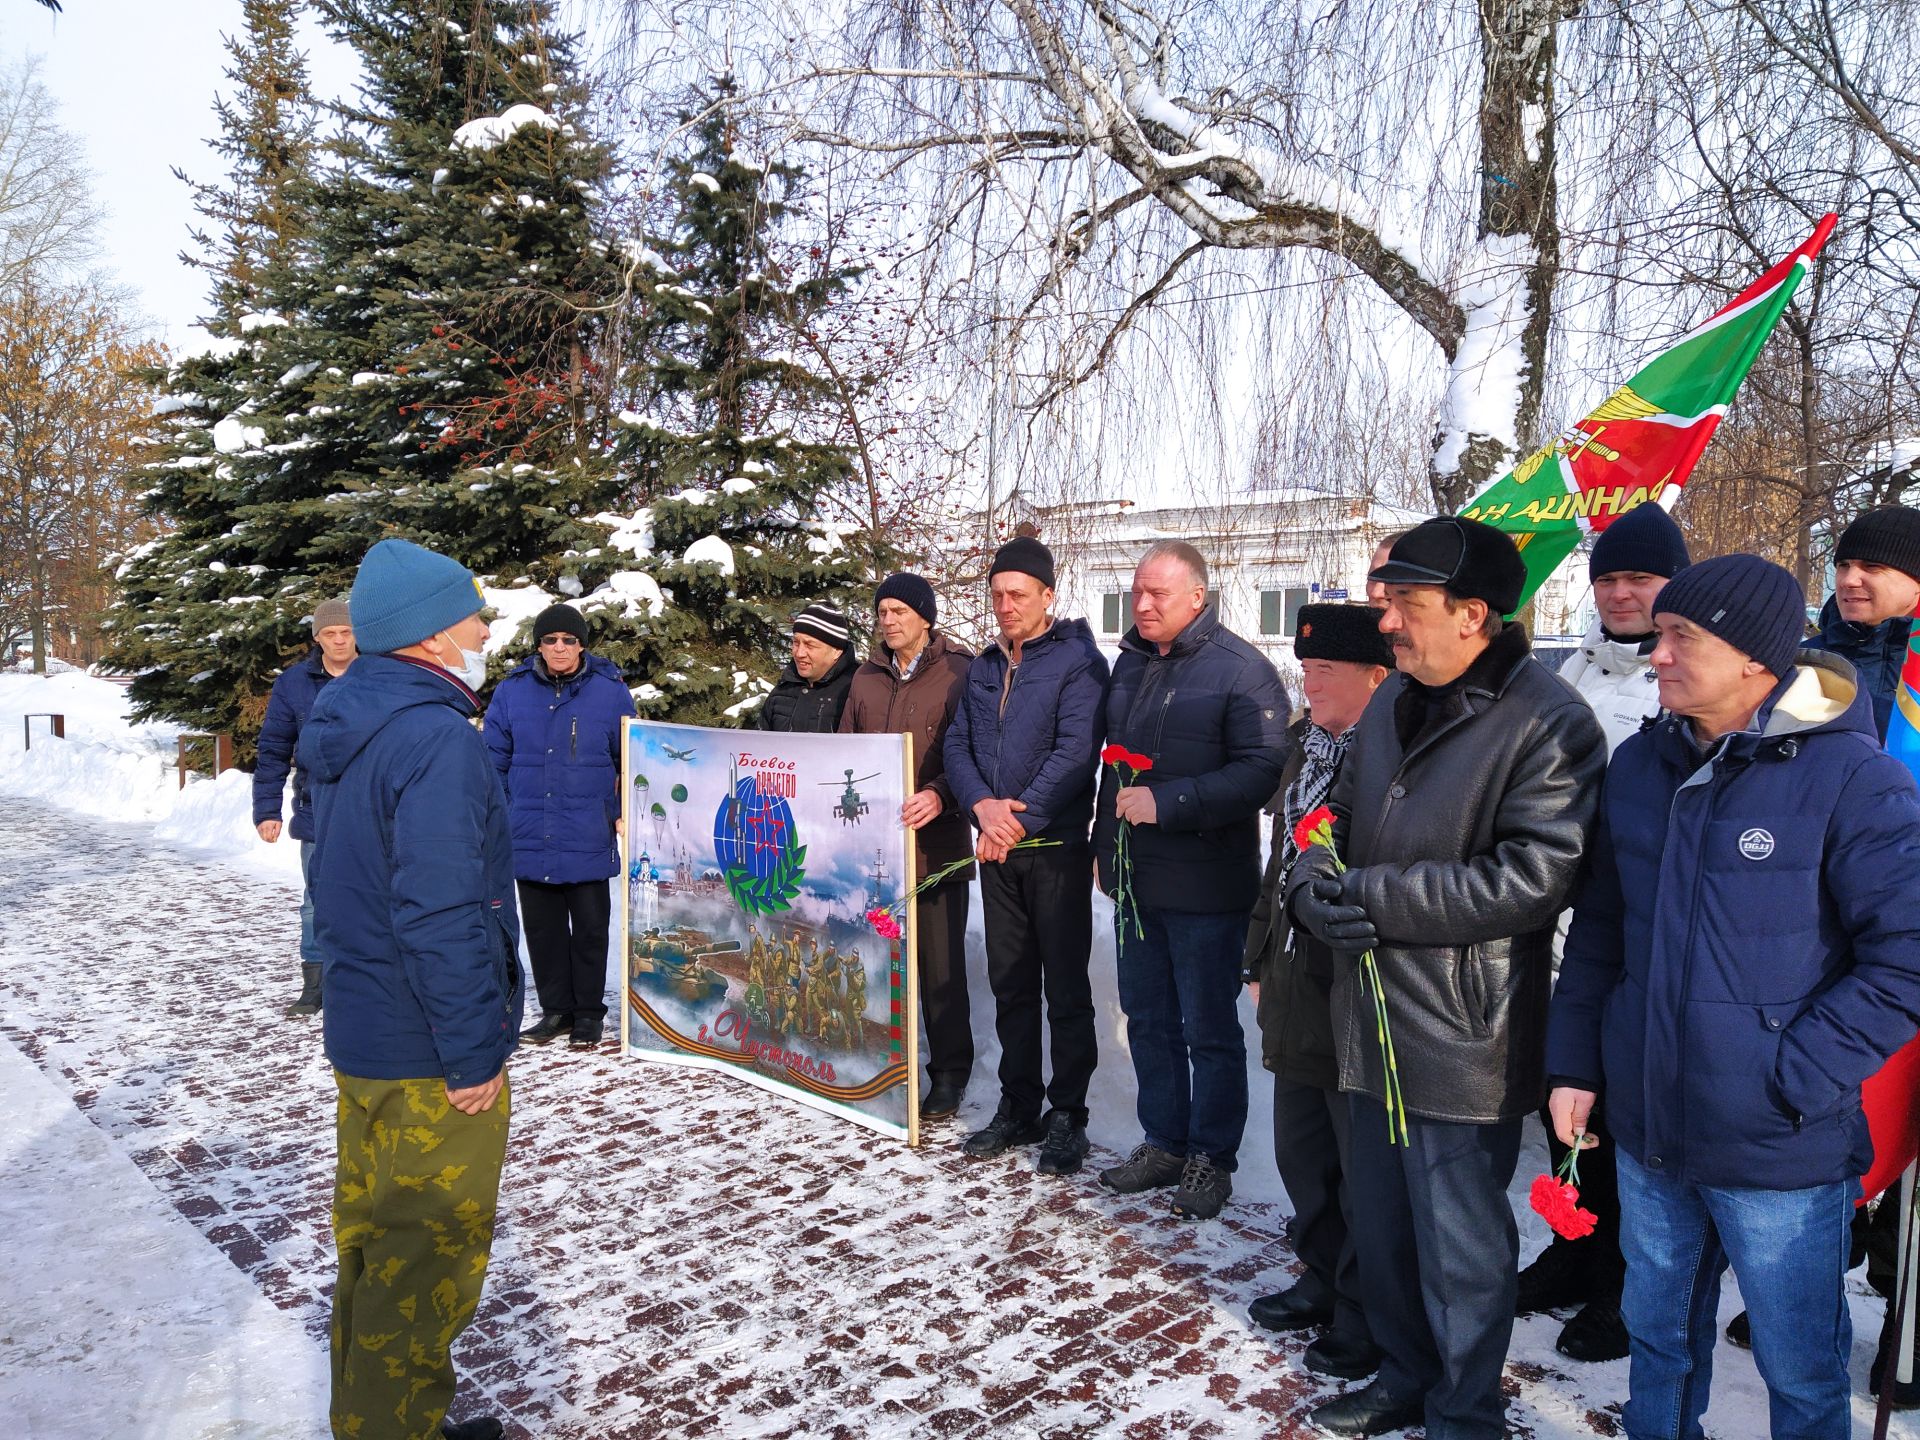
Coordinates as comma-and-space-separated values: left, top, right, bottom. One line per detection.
0, 669, 1914, 1437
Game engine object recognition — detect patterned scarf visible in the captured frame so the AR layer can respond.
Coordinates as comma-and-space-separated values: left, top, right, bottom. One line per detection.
1280, 722, 1353, 879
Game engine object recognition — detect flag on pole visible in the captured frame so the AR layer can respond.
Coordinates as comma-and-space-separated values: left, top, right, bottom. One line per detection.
1460, 213, 1838, 611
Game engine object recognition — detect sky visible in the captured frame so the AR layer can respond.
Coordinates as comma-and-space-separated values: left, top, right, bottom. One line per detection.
1, 1, 358, 351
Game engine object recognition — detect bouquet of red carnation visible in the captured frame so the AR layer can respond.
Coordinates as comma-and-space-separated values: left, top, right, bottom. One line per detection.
1529, 1145, 1599, 1240
1102, 744, 1153, 954
866, 841, 1060, 940
1293, 803, 1410, 1145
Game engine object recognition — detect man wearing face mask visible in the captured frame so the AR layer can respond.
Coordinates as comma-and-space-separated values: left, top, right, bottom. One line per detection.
299, 538, 519, 1440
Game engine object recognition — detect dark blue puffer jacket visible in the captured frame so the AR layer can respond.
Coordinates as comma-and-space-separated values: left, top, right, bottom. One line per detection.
944, 617, 1111, 843
252, 649, 334, 842
299, 655, 523, 1087
482, 651, 635, 884
1092, 606, 1292, 913
1549, 650, 1920, 1189
1807, 594, 1910, 740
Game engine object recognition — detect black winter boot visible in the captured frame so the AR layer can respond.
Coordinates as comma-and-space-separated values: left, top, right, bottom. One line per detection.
441, 1417, 504, 1440
285, 963, 322, 1018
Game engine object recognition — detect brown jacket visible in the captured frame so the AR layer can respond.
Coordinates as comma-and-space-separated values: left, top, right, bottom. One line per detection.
839, 630, 974, 882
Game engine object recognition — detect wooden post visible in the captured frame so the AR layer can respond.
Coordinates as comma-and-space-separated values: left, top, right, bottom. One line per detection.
22, 713, 65, 749
177, 732, 236, 786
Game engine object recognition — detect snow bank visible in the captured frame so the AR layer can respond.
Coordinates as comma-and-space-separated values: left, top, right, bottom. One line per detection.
0, 672, 299, 881
0, 1042, 328, 1437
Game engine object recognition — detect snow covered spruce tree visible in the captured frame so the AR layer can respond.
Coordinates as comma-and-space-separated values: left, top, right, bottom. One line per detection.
599, 83, 872, 725
108, 0, 626, 747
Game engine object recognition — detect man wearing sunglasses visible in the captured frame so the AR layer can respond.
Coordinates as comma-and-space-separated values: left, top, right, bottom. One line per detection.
483, 602, 636, 1049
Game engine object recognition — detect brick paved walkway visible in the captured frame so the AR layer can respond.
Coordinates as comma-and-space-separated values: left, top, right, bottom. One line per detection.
0, 797, 1823, 1438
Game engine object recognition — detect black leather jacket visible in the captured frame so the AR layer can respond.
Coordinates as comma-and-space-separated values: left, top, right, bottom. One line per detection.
1287, 624, 1606, 1123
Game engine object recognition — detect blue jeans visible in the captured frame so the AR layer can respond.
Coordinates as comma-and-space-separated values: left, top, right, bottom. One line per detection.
298, 839, 320, 964
1114, 905, 1250, 1169
1616, 1148, 1855, 1440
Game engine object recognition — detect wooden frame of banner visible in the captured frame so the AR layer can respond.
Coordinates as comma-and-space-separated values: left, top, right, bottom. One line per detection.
614, 720, 922, 1145
903, 732, 920, 1148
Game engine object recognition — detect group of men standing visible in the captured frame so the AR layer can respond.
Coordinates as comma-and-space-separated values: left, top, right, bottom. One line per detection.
267, 497, 1920, 1440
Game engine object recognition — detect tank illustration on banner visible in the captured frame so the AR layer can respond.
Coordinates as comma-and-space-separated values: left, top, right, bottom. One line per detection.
620, 721, 920, 1144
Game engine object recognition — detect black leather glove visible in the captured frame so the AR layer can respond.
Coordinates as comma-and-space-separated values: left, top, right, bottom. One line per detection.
1291, 875, 1378, 954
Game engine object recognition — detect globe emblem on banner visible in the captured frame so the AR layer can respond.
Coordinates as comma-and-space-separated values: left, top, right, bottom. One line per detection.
713, 776, 807, 914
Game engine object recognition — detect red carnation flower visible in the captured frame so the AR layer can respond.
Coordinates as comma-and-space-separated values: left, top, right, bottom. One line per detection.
1101, 743, 1130, 767
1293, 804, 1336, 853
1529, 1167, 1599, 1241
1128, 752, 1154, 773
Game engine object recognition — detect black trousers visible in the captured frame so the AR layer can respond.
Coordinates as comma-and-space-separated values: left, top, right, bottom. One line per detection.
1348, 1094, 1522, 1440
918, 876, 974, 1086
978, 840, 1097, 1125
1536, 1092, 1625, 1295
517, 878, 611, 1021
1274, 1075, 1371, 1348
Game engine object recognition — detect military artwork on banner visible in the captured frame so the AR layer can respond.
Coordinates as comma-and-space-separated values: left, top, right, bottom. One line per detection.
621, 720, 921, 1144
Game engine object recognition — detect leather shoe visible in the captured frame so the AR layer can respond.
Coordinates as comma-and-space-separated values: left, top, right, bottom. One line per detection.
441, 1418, 504, 1440
1303, 1329, 1382, 1381
520, 1012, 571, 1044
922, 1079, 963, 1119
1307, 1378, 1423, 1437
569, 1014, 605, 1047
1556, 1299, 1628, 1363
1249, 1284, 1334, 1332
1724, 1308, 1751, 1349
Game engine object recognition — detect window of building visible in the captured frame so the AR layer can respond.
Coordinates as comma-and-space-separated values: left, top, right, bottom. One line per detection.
1100, 590, 1127, 634
1260, 586, 1311, 637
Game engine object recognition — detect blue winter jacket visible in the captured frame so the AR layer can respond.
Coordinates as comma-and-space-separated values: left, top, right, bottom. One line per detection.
1548, 650, 1920, 1189
1807, 595, 1910, 740
300, 655, 523, 1087
944, 617, 1111, 844
1092, 606, 1292, 913
482, 651, 635, 884
252, 649, 334, 842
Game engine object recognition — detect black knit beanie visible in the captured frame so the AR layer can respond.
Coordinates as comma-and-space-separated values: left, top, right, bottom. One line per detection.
988, 535, 1057, 590
1653, 554, 1805, 678
1590, 502, 1690, 582
873, 572, 937, 628
532, 603, 589, 646
1833, 507, 1920, 583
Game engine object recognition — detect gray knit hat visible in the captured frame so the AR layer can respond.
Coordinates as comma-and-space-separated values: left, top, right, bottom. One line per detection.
311, 597, 352, 632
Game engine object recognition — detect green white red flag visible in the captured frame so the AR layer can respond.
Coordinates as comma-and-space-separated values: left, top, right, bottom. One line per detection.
1459, 213, 1838, 610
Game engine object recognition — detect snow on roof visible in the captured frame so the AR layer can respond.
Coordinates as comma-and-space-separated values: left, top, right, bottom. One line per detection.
683, 534, 736, 573
450, 104, 561, 152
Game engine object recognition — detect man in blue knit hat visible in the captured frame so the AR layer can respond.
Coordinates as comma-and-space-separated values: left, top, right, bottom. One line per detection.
299, 537, 518, 1440
1549, 552, 1920, 1440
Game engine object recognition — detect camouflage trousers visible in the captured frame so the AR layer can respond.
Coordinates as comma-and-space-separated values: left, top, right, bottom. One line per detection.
329, 1071, 511, 1440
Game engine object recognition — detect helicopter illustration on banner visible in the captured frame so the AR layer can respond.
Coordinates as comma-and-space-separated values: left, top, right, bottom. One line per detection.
820, 769, 879, 824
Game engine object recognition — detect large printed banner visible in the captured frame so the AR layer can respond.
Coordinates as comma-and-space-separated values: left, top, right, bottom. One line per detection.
620, 720, 921, 1144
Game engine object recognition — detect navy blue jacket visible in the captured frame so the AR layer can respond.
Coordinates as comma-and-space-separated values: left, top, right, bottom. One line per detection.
1092, 607, 1292, 913
483, 652, 635, 885
944, 617, 1111, 844
1549, 651, 1920, 1189
1807, 595, 1910, 740
252, 649, 335, 842
300, 654, 523, 1086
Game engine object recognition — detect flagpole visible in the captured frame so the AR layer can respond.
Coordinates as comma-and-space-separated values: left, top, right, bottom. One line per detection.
1900, 1160, 1917, 1386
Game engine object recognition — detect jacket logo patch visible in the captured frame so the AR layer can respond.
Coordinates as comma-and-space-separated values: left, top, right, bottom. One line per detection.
1738, 828, 1775, 861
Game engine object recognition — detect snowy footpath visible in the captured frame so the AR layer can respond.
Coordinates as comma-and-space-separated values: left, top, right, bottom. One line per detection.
0, 670, 1913, 1437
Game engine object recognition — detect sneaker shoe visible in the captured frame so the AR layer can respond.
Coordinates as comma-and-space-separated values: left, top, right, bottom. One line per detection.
962, 1107, 1045, 1157
922, 1078, 964, 1120
1555, 1299, 1629, 1363
1516, 1238, 1599, 1315
569, 1014, 605, 1047
1035, 1111, 1089, 1175
1097, 1143, 1186, 1194
520, 1012, 571, 1044
1169, 1153, 1232, 1219
1303, 1329, 1383, 1381
441, 1418, 504, 1440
